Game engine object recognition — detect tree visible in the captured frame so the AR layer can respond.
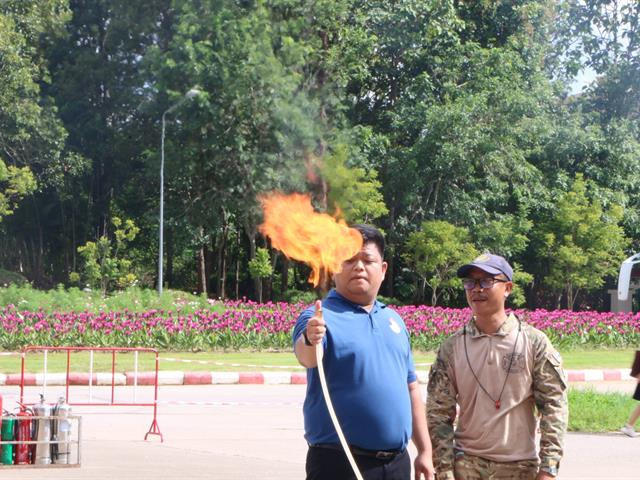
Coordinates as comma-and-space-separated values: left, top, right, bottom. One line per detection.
554, 1, 640, 119
510, 263, 534, 308
321, 144, 388, 223
472, 211, 533, 259
144, 1, 324, 297
403, 220, 478, 306
43, 0, 170, 285
0, 1, 71, 170
331, 1, 561, 298
549, 1, 640, 250
74, 217, 140, 296
534, 174, 629, 309
248, 247, 273, 303
555, 1, 639, 76
0, 160, 36, 221
0, 0, 77, 285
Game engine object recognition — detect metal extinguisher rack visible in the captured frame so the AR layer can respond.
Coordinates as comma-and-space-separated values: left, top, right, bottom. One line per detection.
0, 398, 82, 469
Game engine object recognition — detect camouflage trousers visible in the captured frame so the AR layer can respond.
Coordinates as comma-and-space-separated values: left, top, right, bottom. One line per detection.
453, 452, 538, 480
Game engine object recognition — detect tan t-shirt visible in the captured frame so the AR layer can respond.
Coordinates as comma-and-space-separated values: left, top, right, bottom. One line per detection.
450, 313, 536, 462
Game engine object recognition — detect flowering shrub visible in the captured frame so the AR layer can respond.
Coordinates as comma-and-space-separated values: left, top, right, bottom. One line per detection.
0, 300, 639, 351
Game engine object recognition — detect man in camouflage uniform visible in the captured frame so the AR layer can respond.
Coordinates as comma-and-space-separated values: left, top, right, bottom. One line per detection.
427, 254, 567, 480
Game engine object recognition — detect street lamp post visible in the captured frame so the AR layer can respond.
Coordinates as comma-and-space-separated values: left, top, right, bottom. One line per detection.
159, 88, 200, 295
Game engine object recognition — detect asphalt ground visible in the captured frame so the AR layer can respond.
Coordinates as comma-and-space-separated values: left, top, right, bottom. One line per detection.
1, 382, 639, 479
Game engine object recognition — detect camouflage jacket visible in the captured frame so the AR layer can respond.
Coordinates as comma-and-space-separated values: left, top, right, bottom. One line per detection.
426, 315, 568, 477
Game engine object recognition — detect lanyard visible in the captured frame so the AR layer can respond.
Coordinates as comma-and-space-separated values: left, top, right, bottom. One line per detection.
463, 318, 521, 410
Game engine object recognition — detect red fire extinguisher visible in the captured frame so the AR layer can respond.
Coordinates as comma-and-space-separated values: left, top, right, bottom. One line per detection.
15, 405, 32, 465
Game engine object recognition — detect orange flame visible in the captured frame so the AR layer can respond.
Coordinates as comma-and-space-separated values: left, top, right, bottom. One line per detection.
258, 192, 363, 287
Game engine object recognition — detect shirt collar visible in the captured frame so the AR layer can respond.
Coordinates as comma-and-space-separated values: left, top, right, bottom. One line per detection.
465, 312, 519, 338
327, 289, 385, 312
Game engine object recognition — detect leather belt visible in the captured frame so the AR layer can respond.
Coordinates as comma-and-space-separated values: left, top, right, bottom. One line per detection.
310, 443, 405, 460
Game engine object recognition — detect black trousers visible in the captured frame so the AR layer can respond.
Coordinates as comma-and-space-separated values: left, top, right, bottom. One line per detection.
306, 446, 410, 480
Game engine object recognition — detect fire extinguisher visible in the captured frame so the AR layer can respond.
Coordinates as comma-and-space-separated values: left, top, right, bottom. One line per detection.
1, 410, 15, 465
32, 394, 52, 465
15, 405, 32, 465
52, 396, 71, 464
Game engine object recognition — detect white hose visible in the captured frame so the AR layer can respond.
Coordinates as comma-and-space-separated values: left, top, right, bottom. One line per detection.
315, 341, 364, 480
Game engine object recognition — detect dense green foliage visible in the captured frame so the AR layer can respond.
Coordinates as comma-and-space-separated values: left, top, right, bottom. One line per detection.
248, 247, 273, 303
404, 220, 478, 306
0, 284, 212, 313
0, 1, 638, 310
74, 217, 140, 294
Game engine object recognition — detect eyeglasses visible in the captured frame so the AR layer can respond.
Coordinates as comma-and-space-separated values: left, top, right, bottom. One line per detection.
462, 277, 509, 290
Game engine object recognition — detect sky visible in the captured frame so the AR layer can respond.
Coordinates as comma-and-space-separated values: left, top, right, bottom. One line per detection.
570, 66, 597, 95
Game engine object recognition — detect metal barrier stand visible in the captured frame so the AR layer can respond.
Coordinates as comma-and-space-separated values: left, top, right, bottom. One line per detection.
19, 346, 162, 441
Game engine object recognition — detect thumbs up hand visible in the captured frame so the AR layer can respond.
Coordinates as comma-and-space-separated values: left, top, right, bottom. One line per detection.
304, 300, 326, 345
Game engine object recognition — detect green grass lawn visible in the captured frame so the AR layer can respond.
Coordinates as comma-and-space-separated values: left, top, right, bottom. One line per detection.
0, 351, 304, 373
0, 347, 635, 373
568, 389, 637, 433
560, 348, 637, 370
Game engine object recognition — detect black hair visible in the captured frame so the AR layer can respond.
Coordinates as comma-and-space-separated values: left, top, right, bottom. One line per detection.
352, 224, 385, 258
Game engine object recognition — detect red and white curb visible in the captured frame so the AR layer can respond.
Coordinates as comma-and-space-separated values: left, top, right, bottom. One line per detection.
565, 368, 632, 382
0, 369, 634, 386
158, 400, 303, 406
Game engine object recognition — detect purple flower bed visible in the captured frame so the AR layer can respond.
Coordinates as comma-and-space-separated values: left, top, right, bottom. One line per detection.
1, 301, 639, 350
396, 305, 640, 349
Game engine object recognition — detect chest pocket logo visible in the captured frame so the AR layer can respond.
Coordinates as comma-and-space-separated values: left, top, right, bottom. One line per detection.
388, 318, 402, 334
501, 352, 526, 373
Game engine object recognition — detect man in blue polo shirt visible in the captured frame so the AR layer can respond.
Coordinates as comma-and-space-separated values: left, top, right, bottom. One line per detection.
293, 224, 434, 480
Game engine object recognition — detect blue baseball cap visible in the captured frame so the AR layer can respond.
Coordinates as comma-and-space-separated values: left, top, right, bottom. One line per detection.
457, 253, 513, 281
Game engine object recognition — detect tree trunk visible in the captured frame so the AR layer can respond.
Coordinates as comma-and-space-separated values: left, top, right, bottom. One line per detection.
206, 238, 214, 295
60, 200, 69, 279
281, 257, 289, 297
71, 207, 77, 272
413, 277, 423, 305
429, 179, 441, 219
18, 241, 24, 273
27, 193, 45, 286
567, 284, 579, 311
264, 249, 277, 302
38, 222, 45, 286
257, 278, 263, 303
29, 235, 44, 287
221, 254, 227, 299
22, 239, 30, 275
197, 226, 207, 295
216, 222, 229, 299
245, 222, 259, 300
384, 206, 396, 298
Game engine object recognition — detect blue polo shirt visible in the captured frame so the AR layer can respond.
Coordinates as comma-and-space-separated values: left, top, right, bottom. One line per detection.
293, 290, 416, 451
